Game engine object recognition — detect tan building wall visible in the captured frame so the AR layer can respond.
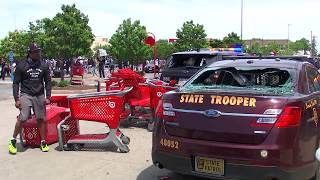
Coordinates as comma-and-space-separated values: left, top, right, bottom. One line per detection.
244, 39, 289, 48
91, 36, 110, 50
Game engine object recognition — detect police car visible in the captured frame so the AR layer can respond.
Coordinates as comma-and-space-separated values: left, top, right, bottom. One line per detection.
160, 48, 244, 86
152, 56, 320, 180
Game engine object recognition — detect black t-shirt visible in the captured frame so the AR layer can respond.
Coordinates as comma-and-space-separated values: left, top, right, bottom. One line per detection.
13, 59, 51, 101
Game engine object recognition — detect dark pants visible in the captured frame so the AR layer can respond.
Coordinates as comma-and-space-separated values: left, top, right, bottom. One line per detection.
99, 66, 105, 78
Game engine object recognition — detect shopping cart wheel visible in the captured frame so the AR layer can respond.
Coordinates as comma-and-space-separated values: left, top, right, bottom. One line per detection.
119, 146, 130, 153
120, 135, 130, 145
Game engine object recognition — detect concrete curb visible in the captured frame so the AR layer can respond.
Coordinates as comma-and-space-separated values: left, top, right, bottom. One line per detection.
52, 89, 97, 94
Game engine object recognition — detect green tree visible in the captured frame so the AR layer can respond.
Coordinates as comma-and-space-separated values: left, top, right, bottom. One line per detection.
109, 18, 152, 64
42, 4, 94, 60
175, 20, 208, 51
209, 39, 225, 48
222, 32, 243, 47
289, 38, 310, 54
156, 39, 175, 59
0, 30, 30, 61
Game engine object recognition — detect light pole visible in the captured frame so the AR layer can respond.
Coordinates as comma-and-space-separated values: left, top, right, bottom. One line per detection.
147, 32, 157, 78
241, 0, 243, 40
287, 24, 291, 49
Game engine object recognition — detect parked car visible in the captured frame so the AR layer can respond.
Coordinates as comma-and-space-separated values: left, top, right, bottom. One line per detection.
160, 48, 244, 86
152, 56, 320, 180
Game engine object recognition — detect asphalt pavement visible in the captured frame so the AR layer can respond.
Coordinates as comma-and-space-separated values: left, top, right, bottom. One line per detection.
0, 73, 209, 180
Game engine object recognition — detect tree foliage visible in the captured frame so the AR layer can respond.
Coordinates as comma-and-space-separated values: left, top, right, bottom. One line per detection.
222, 32, 243, 47
109, 18, 152, 64
0, 31, 30, 61
43, 4, 94, 59
0, 4, 94, 61
156, 39, 175, 59
175, 20, 208, 51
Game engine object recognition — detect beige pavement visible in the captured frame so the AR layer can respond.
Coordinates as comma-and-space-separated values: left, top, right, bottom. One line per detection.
0, 96, 205, 180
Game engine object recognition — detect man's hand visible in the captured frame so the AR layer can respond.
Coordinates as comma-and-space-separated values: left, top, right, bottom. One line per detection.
45, 98, 50, 105
15, 100, 21, 109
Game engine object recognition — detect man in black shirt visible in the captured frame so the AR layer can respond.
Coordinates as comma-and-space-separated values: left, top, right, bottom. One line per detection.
9, 43, 51, 154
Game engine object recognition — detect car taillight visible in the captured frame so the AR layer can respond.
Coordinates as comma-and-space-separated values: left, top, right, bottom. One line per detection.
252, 106, 301, 128
155, 101, 176, 121
275, 106, 301, 128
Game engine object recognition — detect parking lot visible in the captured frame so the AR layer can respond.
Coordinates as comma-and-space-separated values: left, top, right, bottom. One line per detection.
0, 81, 209, 180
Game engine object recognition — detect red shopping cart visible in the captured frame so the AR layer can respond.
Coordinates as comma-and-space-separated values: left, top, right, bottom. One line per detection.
106, 69, 152, 127
147, 80, 177, 131
57, 87, 132, 152
20, 105, 69, 147
71, 63, 84, 85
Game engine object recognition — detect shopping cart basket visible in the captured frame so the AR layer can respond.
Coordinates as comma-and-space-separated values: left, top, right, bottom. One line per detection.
57, 87, 133, 152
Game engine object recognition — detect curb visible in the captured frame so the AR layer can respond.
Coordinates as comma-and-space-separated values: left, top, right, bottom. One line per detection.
52, 89, 97, 94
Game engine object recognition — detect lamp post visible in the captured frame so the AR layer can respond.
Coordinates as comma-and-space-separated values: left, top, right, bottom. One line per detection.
145, 32, 157, 78
287, 24, 291, 49
241, 0, 243, 40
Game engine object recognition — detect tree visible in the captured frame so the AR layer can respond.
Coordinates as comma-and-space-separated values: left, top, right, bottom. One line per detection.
175, 20, 208, 51
209, 39, 225, 48
42, 4, 94, 60
222, 32, 243, 47
289, 38, 310, 54
156, 39, 175, 59
109, 18, 152, 64
0, 30, 30, 61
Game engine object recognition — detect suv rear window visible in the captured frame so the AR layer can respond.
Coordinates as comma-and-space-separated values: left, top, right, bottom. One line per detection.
168, 54, 213, 68
182, 67, 296, 95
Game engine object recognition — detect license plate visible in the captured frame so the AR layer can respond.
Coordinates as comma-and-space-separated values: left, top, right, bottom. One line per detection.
195, 156, 224, 175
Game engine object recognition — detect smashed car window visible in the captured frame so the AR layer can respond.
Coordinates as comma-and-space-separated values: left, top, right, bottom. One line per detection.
182, 67, 296, 95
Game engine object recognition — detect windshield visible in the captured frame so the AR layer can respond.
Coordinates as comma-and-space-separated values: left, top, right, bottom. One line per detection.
168, 54, 214, 68
181, 67, 297, 95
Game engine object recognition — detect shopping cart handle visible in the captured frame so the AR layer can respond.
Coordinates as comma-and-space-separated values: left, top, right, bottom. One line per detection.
147, 81, 178, 89
67, 87, 133, 99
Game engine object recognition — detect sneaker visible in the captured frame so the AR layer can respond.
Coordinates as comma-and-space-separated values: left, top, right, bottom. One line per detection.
40, 141, 49, 152
8, 139, 17, 155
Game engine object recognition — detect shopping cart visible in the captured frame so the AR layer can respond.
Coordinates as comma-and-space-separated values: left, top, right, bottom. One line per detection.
20, 105, 69, 147
147, 80, 177, 131
57, 87, 133, 153
71, 64, 84, 85
105, 69, 152, 127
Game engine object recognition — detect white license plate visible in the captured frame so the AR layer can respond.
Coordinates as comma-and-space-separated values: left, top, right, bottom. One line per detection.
195, 156, 224, 175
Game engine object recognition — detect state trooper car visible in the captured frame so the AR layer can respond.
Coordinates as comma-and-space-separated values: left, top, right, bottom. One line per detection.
152, 56, 320, 180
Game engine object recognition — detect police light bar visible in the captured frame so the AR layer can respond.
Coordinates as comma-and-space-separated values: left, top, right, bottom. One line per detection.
210, 48, 243, 53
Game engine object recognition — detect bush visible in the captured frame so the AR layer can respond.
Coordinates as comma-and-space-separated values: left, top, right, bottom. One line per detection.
58, 80, 70, 87
51, 80, 58, 87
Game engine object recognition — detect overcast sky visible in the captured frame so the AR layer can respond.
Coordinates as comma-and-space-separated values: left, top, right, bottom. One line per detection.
0, 0, 319, 44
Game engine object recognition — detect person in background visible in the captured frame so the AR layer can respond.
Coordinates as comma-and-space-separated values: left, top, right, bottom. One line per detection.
1, 58, 6, 80
98, 56, 105, 79
9, 43, 51, 154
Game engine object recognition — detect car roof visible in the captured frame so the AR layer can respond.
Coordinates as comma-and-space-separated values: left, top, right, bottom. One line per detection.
172, 49, 244, 56
207, 56, 312, 69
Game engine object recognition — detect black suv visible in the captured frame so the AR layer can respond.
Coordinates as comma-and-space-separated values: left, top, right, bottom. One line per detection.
160, 49, 244, 85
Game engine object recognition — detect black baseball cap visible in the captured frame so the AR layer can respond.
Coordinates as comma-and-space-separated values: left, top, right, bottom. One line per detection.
28, 43, 41, 52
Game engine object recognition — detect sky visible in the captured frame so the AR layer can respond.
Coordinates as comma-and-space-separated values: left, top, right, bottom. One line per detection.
0, 0, 319, 45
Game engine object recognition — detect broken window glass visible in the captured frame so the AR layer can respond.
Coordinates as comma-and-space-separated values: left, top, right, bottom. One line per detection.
181, 67, 296, 95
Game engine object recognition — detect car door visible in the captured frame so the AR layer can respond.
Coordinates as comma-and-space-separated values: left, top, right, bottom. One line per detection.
298, 64, 320, 164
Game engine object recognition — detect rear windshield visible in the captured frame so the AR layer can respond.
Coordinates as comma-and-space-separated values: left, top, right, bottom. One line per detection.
167, 54, 214, 68
182, 67, 296, 95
